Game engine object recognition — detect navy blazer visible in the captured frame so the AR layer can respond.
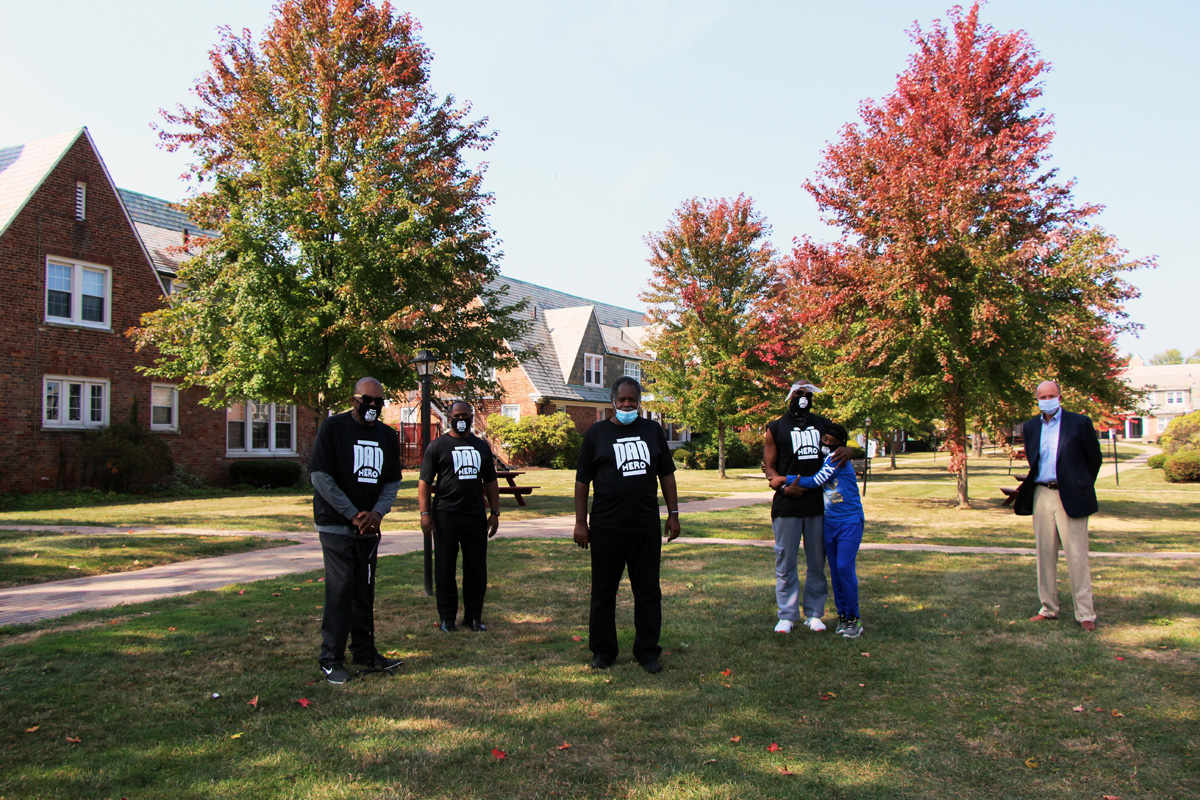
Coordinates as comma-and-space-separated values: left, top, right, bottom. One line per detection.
1013, 409, 1103, 518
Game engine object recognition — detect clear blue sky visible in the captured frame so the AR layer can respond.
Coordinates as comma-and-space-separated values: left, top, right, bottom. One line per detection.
2, 1, 1194, 360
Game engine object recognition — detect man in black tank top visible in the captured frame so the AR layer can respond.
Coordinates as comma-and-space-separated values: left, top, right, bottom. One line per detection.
762, 380, 850, 634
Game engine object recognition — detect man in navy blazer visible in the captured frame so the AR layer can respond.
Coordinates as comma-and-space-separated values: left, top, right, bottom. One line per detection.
1013, 380, 1103, 630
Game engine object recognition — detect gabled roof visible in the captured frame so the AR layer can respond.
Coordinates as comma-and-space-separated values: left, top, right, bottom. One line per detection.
542, 306, 596, 382
511, 316, 613, 404
486, 274, 647, 328
1122, 362, 1200, 390
600, 323, 652, 360
117, 188, 204, 277
0, 128, 85, 238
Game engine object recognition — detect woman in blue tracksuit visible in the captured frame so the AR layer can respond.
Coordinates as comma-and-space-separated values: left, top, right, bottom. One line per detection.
788, 423, 865, 638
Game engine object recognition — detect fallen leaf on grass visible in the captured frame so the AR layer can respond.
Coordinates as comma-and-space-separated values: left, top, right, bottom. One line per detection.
820, 692, 838, 701
247, 696, 259, 708
491, 748, 508, 760
703, 758, 717, 765
1115, 656, 1124, 661
721, 683, 732, 688
861, 652, 870, 657
729, 735, 742, 743
211, 693, 221, 699
778, 767, 796, 775
230, 733, 243, 739
66, 736, 81, 743
768, 742, 780, 753
1072, 705, 1085, 712
572, 636, 583, 641
1102, 795, 1120, 800
858, 683, 866, 688
720, 669, 732, 677
25, 726, 39, 733
1111, 710, 1125, 718
297, 698, 313, 708
558, 742, 571, 750
168, 627, 177, 632
271, 592, 282, 597
238, 589, 245, 595
1024, 757, 1039, 769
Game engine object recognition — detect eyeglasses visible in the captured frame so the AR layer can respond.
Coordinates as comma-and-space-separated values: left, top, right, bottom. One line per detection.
354, 394, 385, 405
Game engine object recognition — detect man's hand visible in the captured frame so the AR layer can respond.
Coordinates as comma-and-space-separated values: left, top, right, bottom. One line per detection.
665, 514, 681, 542
768, 475, 787, 490
783, 481, 806, 498
419, 512, 434, 537
572, 522, 590, 549
353, 510, 382, 535
831, 445, 853, 467
487, 512, 499, 539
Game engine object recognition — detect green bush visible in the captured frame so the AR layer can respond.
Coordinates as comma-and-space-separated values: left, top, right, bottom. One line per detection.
229, 459, 302, 488
736, 428, 765, 466
687, 430, 755, 470
84, 423, 174, 493
1147, 453, 1167, 469
671, 448, 692, 469
1163, 450, 1200, 483
485, 412, 581, 468
1160, 410, 1200, 457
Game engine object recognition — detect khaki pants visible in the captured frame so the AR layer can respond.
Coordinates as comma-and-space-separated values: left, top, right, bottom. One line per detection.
1033, 485, 1096, 622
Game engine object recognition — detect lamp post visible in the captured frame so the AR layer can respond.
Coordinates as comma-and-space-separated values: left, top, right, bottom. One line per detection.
862, 417, 872, 496
413, 348, 439, 597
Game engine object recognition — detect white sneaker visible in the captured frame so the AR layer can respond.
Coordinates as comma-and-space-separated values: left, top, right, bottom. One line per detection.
774, 619, 794, 634
804, 616, 826, 632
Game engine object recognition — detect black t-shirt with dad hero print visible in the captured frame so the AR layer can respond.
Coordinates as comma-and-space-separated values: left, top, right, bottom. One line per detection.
309, 411, 402, 528
767, 412, 833, 518
576, 417, 675, 532
419, 432, 498, 515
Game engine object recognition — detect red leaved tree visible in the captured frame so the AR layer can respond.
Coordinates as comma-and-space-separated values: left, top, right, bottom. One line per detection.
783, 3, 1144, 506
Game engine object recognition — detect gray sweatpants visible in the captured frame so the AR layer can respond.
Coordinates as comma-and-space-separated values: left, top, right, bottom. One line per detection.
773, 514, 828, 621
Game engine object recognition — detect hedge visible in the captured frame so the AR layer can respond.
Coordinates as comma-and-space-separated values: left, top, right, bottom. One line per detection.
229, 459, 303, 488
1163, 450, 1200, 483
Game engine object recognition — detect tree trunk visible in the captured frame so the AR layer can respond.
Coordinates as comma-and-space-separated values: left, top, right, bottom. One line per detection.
945, 386, 971, 508
973, 426, 984, 457
717, 419, 727, 478
890, 429, 897, 469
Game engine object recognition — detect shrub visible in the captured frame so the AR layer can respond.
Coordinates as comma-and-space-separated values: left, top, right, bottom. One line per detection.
736, 428, 765, 466
1147, 453, 1167, 469
229, 459, 302, 488
687, 430, 755, 470
1160, 410, 1200, 457
485, 412, 580, 468
83, 423, 174, 493
1163, 450, 1200, 483
671, 448, 692, 469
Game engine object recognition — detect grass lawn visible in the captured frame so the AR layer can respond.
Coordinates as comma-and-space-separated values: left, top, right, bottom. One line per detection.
0, 531, 296, 588
1, 540, 1196, 799
0, 470, 748, 532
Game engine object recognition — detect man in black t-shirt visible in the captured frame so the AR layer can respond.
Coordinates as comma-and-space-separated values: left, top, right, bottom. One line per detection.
574, 377, 681, 674
310, 377, 403, 685
762, 379, 849, 634
418, 401, 501, 632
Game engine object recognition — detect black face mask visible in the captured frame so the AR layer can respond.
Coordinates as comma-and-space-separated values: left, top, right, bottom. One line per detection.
452, 417, 471, 434
788, 392, 812, 421
354, 397, 384, 423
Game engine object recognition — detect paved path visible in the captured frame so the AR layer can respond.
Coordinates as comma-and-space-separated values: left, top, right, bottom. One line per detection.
4, 458, 1195, 627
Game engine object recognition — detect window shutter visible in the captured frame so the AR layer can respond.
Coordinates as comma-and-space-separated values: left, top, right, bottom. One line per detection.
75, 182, 86, 220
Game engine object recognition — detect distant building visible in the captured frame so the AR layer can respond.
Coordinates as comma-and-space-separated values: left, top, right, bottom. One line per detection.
1120, 356, 1199, 440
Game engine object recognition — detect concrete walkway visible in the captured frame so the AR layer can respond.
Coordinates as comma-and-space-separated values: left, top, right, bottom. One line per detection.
4, 459, 1195, 627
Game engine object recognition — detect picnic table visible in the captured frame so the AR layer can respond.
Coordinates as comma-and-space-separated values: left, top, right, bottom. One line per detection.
495, 470, 539, 506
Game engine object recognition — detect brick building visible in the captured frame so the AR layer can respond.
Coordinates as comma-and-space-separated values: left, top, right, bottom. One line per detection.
0, 128, 313, 493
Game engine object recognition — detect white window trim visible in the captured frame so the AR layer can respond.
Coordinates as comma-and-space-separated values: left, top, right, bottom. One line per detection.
623, 360, 642, 381
151, 384, 179, 432
43, 375, 109, 429
583, 353, 604, 387
44, 256, 112, 330
225, 401, 298, 456
500, 404, 521, 421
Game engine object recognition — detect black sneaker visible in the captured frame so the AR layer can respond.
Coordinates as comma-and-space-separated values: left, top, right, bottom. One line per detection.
640, 657, 663, 674
355, 653, 403, 671
841, 616, 863, 639
834, 615, 848, 636
590, 655, 613, 670
463, 619, 488, 632
438, 619, 457, 632
322, 664, 352, 685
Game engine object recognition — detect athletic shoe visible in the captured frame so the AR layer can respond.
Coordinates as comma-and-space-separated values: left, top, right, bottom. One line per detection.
841, 617, 863, 639
464, 619, 488, 632
834, 615, 848, 636
774, 619, 794, 634
438, 619, 457, 632
322, 664, 352, 685
355, 653, 403, 671
804, 616, 827, 632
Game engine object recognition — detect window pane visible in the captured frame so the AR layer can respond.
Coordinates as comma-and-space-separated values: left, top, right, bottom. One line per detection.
275, 422, 292, 450
45, 382, 60, 421
274, 405, 293, 423
227, 421, 246, 450
81, 294, 104, 323
82, 269, 104, 297
47, 290, 71, 318
152, 386, 175, 426
152, 406, 173, 425
48, 263, 72, 292
68, 383, 82, 421
81, 269, 105, 323
90, 385, 104, 423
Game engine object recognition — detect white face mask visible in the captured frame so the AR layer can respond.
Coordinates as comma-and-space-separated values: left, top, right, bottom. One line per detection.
453, 419, 469, 434
363, 408, 378, 423
1038, 398, 1061, 414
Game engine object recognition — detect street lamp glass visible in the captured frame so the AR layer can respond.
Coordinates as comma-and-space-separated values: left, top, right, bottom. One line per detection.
413, 349, 438, 377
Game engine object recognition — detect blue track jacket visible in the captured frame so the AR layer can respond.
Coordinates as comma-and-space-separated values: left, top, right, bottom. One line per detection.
789, 456, 864, 525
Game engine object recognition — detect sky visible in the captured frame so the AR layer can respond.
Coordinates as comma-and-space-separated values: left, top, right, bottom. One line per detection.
2, 0, 1195, 360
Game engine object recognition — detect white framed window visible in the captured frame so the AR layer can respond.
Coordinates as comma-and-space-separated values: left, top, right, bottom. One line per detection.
583, 353, 604, 387
151, 384, 179, 431
1157, 415, 1174, 434
1165, 391, 1185, 405
226, 401, 296, 455
45, 257, 111, 329
43, 376, 108, 429
500, 404, 520, 421
623, 360, 642, 382
596, 407, 607, 423
397, 407, 421, 424
75, 182, 87, 220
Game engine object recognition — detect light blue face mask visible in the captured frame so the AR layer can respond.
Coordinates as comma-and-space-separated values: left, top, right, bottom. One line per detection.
614, 407, 639, 425
1038, 398, 1061, 414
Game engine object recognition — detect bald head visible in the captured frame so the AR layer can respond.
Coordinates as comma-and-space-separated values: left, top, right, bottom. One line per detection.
1035, 380, 1061, 401
355, 377, 383, 396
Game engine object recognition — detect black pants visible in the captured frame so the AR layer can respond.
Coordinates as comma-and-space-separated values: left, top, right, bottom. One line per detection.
318, 532, 380, 668
589, 526, 662, 664
433, 510, 489, 622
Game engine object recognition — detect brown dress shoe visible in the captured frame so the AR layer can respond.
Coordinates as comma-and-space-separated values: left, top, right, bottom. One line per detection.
1080, 620, 1097, 631
1029, 613, 1058, 622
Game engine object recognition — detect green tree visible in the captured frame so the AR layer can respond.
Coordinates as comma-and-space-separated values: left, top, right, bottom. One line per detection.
133, 0, 527, 428
640, 195, 787, 478
1150, 349, 1185, 365
787, 4, 1145, 507
1190, 349, 1200, 364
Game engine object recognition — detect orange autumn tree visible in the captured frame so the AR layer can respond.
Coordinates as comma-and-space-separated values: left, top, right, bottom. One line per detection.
641, 195, 791, 477
785, 3, 1143, 506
